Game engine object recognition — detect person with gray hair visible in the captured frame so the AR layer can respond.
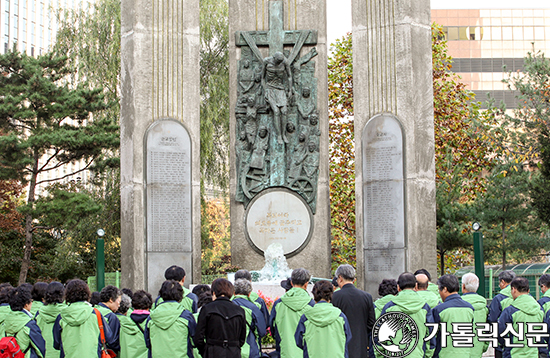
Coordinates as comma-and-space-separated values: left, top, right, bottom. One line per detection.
117, 294, 132, 316
234, 269, 269, 325
461, 273, 489, 357
489, 270, 516, 358
269, 268, 314, 357
332, 264, 375, 358
232, 279, 266, 358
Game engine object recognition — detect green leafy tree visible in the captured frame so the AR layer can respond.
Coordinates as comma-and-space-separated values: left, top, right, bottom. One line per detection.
485, 50, 550, 164
431, 24, 495, 274
0, 49, 119, 284
53, 0, 121, 117
532, 128, 550, 225
200, 0, 230, 189
475, 163, 546, 268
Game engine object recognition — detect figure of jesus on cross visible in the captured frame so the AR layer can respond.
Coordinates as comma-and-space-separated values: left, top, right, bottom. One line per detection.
236, 0, 317, 145
262, 51, 293, 144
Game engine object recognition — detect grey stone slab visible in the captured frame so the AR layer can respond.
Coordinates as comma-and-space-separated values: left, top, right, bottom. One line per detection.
362, 114, 405, 251
245, 189, 312, 256
148, 251, 193, 297
364, 248, 406, 298
146, 120, 192, 252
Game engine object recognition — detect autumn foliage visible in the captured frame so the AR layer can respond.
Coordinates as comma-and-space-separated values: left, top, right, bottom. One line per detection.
0, 179, 23, 233
328, 34, 356, 271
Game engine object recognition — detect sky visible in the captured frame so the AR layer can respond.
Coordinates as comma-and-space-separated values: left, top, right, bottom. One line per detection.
326, 0, 550, 47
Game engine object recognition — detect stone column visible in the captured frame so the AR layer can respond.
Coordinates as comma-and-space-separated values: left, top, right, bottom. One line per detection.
120, 0, 201, 292
229, 0, 331, 278
352, 0, 437, 294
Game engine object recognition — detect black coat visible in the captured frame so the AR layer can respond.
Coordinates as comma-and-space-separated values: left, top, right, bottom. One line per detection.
194, 296, 247, 358
332, 283, 375, 358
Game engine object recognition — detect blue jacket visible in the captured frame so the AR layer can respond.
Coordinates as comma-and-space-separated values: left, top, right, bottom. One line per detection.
430, 293, 474, 358
3, 310, 46, 358
95, 303, 121, 352
233, 296, 267, 358
498, 294, 544, 358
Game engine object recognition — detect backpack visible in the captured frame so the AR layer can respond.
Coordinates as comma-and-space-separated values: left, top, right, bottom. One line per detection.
0, 336, 25, 358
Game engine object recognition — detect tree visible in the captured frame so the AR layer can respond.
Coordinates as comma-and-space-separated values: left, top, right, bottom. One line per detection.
485, 50, 550, 164
431, 24, 495, 274
328, 34, 355, 270
532, 127, 550, 225
200, 0, 230, 190
0, 49, 119, 284
53, 0, 121, 118
474, 163, 546, 268
0, 178, 23, 233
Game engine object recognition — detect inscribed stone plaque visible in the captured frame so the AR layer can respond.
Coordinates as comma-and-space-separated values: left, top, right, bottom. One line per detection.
362, 114, 405, 250
245, 189, 312, 256
364, 248, 406, 295
146, 119, 192, 252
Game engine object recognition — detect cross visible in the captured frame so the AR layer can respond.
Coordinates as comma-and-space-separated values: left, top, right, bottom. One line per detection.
235, 0, 317, 63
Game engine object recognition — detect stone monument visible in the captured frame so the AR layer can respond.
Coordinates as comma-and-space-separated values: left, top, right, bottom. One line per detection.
352, 0, 437, 294
230, 0, 330, 278
120, 0, 201, 293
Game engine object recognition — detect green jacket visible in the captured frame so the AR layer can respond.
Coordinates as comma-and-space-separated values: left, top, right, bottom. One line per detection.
0, 303, 11, 337
30, 301, 44, 318
498, 294, 544, 358
36, 303, 65, 358
119, 313, 148, 358
269, 287, 314, 358
379, 290, 434, 358
152, 286, 198, 313
417, 289, 441, 309
428, 282, 439, 296
233, 295, 266, 358
430, 293, 474, 358
144, 301, 196, 358
374, 295, 395, 319
53, 301, 114, 358
462, 292, 489, 358
4, 310, 46, 358
295, 301, 352, 358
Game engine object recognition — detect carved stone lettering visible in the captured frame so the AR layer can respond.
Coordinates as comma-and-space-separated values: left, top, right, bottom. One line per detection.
146, 119, 192, 252
245, 189, 312, 256
362, 114, 405, 250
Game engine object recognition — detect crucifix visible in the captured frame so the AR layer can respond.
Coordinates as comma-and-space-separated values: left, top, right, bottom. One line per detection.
236, 1, 318, 144
235, 0, 320, 211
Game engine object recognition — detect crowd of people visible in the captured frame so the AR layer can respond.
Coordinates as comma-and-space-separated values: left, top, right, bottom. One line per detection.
0, 264, 548, 358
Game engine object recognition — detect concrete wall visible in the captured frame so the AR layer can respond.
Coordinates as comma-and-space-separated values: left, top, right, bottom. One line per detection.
352, 0, 437, 294
229, 0, 331, 278
120, 0, 201, 291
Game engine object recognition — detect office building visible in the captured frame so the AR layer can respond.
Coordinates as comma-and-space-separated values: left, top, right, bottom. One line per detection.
432, 9, 550, 108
